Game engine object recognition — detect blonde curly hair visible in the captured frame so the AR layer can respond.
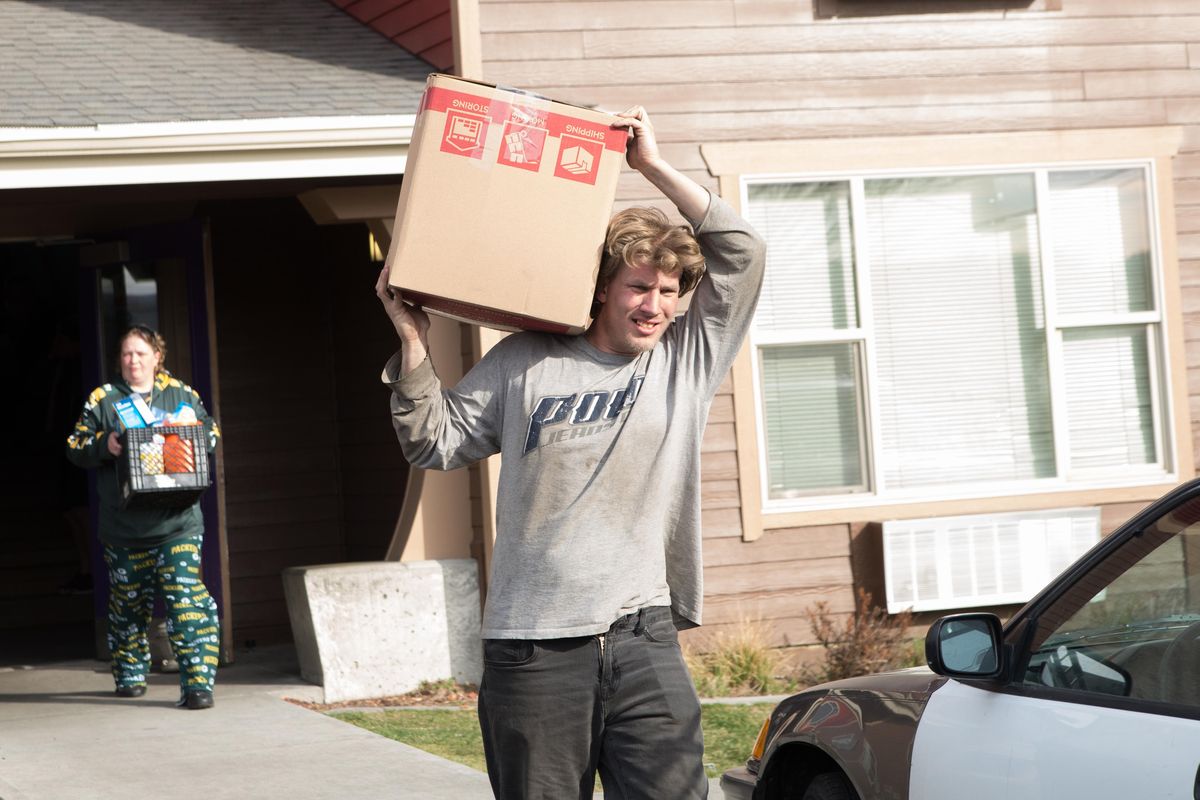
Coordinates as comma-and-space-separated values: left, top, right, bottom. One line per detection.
591, 207, 705, 318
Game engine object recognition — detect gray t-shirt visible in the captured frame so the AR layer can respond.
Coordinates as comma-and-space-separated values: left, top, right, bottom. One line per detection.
383, 192, 765, 639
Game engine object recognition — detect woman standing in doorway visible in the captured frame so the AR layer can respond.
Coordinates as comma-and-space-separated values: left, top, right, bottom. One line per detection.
65, 325, 221, 709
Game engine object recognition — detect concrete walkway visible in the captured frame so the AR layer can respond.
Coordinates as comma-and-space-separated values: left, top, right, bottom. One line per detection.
0, 646, 733, 799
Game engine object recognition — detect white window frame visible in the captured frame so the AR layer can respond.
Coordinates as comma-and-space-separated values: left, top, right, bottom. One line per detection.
745, 160, 1174, 514
700, 127, 1191, 538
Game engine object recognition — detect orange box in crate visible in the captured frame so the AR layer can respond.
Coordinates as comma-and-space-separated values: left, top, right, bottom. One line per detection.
117, 425, 211, 510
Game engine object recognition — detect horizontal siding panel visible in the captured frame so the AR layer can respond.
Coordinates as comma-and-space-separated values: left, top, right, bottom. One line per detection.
618, 168, 718, 199
230, 546, 343, 579
225, 496, 340, 528
702, 507, 743, 539
1169, 98, 1200, 124
1176, 155, 1200, 180
703, 525, 850, 566
481, 31, 586, 61
228, 522, 334, 554
218, 421, 337, 453
485, 45, 1187, 88
1180, 257, 1200, 279
702, 585, 856, 625
222, 448, 338, 476
681, 615, 843, 649
652, 99, 1168, 143
1181, 233, 1200, 262
1060, 0, 1200, 16
1176, 206, 1200, 234
479, 2, 737, 33
709, 393, 734, 425
705, 555, 852, 595
228, 598, 290, 628
578, 17, 1200, 59
1088, 69, 1200, 100
701, 479, 741, 510
730, 0, 815, 25
537, 73, 1084, 115
1182, 127, 1200, 151
701, 450, 739, 482
340, 469, 410, 495
232, 574, 288, 605
1176, 180, 1200, 207
221, 471, 339, 502
1187, 364, 1200, 397
338, 419, 402, 447
701, 421, 736, 453
233, 623, 293, 647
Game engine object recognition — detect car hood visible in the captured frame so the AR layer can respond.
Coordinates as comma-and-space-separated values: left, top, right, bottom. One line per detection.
806, 666, 947, 700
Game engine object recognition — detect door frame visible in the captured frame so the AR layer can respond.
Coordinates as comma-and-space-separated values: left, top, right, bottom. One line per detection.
80, 219, 233, 661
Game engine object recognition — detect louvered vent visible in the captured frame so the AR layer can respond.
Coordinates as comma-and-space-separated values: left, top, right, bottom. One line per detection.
882, 508, 1101, 613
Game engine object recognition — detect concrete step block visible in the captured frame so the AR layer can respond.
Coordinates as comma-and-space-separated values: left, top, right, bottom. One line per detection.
283, 559, 482, 703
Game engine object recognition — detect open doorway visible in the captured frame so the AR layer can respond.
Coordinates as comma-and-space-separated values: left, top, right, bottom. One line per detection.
0, 219, 226, 666
0, 239, 93, 662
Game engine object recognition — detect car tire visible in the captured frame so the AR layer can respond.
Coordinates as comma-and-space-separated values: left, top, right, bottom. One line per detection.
802, 771, 858, 800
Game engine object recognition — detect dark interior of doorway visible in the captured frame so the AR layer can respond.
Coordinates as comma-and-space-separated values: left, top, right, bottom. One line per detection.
0, 239, 95, 664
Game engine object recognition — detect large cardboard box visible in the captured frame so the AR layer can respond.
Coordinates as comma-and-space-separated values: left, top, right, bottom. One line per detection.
386, 74, 627, 335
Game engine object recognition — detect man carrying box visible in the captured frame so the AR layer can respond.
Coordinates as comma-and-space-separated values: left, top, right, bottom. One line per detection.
376, 106, 766, 799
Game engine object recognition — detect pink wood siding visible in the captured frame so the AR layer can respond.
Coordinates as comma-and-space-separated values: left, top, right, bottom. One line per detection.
473, 0, 1200, 649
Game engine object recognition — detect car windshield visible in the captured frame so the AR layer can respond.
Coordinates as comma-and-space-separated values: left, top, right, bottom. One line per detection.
1020, 496, 1200, 705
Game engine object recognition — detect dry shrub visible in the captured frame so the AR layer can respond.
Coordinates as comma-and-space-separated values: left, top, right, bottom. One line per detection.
800, 588, 916, 685
684, 618, 797, 697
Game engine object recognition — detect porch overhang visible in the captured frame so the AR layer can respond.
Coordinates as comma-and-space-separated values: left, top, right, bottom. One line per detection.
0, 115, 415, 190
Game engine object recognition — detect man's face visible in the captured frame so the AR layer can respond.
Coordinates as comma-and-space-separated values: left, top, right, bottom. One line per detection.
586, 260, 680, 355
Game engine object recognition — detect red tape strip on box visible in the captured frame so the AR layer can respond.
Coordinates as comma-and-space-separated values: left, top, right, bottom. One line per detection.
423, 86, 627, 153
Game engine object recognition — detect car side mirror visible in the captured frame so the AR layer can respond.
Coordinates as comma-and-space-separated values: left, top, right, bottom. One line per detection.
926, 613, 1004, 680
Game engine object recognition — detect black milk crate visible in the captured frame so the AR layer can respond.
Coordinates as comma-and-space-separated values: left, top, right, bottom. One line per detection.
117, 425, 211, 510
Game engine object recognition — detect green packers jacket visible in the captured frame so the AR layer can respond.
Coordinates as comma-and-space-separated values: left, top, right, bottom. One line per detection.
65, 370, 220, 548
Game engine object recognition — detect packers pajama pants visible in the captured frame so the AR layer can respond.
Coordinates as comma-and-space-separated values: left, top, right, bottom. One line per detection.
103, 533, 220, 696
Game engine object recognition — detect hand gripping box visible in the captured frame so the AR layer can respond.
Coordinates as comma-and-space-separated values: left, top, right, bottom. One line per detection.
386, 74, 628, 335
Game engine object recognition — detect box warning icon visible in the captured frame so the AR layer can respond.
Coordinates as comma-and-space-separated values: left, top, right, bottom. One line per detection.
554, 135, 603, 185
498, 122, 546, 171
441, 111, 489, 158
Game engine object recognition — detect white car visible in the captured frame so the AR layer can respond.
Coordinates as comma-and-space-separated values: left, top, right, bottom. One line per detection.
722, 479, 1200, 800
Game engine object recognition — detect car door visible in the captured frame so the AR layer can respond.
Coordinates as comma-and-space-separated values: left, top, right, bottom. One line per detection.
909, 484, 1200, 799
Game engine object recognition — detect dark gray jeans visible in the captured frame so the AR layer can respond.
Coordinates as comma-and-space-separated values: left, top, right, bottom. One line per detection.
478, 606, 707, 800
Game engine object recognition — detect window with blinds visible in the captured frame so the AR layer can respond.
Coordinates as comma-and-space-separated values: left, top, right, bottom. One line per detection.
747, 165, 1170, 506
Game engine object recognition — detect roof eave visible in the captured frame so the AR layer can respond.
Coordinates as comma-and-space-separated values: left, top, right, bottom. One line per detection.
0, 115, 415, 190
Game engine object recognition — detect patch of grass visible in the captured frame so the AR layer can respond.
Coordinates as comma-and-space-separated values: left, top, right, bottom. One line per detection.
335, 708, 487, 772
699, 703, 776, 777
332, 702, 775, 779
